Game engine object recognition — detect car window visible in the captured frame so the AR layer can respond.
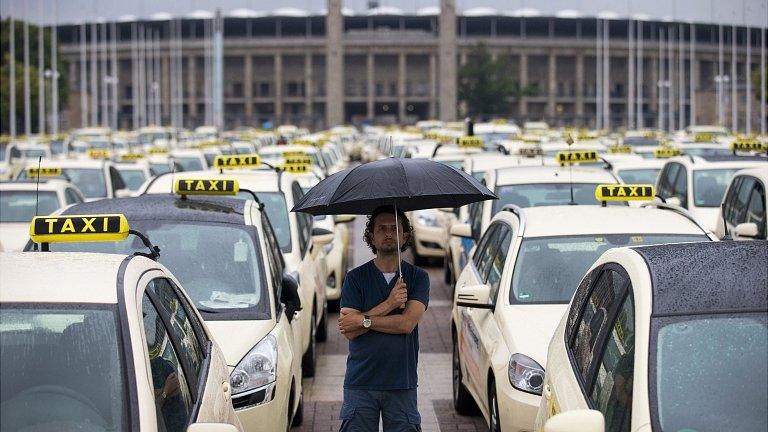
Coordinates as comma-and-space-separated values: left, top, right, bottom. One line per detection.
567, 267, 603, 343
261, 212, 284, 310
571, 269, 629, 384
0, 191, 60, 222
146, 279, 205, 387
590, 294, 635, 432
486, 225, 512, 304
65, 187, 84, 204
724, 176, 745, 226
291, 182, 311, 256
471, 222, 495, 266
730, 176, 755, 225
474, 224, 499, 279
468, 201, 483, 240
672, 164, 688, 208
658, 163, 679, 199
109, 166, 126, 192
746, 180, 766, 239
141, 294, 193, 432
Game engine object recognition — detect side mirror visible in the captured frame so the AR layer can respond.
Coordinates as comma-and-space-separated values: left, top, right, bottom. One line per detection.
187, 424, 239, 432
665, 196, 682, 207
544, 410, 604, 432
333, 214, 356, 224
280, 273, 302, 321
734, 222, 759, 239
312, 227, 335, 246
450, 222, 472, 239
115, 188, 133, 198
455, 284, 494, 309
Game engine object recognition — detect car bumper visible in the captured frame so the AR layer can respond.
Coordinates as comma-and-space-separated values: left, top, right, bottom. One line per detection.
497, 378, 540, 432
234, 381, 290, 431
414, 225, 446, 257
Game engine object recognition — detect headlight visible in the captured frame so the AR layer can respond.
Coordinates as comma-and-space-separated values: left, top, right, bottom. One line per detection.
416, 211, 440, 227
508, 353, 545, 395
230, 334, 277, 396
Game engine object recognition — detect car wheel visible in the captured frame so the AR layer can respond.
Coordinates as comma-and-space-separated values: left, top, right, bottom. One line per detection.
316, 301, 328, 342
444, 255, 452, 285
489, 381, 501, 432
291, 389, 304, 428
452, 331, 479, 415
302, 311, 317, 377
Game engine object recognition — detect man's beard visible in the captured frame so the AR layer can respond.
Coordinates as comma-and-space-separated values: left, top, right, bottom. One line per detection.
376, 242, 399, 255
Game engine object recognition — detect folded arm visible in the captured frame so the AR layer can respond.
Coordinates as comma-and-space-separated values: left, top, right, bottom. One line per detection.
339, 299, 426, 340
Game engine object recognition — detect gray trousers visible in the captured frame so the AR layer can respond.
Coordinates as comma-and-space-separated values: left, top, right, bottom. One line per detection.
339, 388, 421, 432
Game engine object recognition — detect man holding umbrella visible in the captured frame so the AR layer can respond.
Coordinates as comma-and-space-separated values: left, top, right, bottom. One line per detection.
336, 205, 430, 431
291, 156, 497, 431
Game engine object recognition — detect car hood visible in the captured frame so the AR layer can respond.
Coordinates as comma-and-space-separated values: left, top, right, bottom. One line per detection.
205, 320, 275, 367
499, 304, 569, 368
0, 223, 31, 252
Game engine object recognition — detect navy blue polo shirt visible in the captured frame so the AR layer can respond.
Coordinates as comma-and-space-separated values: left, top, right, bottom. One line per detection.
341, 260, 430, 390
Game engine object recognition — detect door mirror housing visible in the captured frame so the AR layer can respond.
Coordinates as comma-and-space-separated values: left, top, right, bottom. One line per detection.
665, 196, 682, 207
544, 410, 604, 432
455, 284, 494, 309
187, 424, 239, 432
312, 227, 335, 246
734, 222, 759, 239
280, 273, 302, 321
450, 222, 472, 239
115, 188, 133, 198
333, 214, 356, 224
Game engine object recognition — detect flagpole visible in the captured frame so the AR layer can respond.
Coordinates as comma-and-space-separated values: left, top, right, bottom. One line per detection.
38, 0, 45, 136
24, 1, 32, 137
10, 4, 16, 139
51, 0, 59, 135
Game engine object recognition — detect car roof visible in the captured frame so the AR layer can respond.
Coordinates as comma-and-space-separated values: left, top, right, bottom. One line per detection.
61, 194, 248, 225
667, 155, 768, 168
495, 165, 618, 185
260, 145, 318, 154
142, 169, 290, 194
610, 159, 666, 170
732, 167, 768, 182
0, 179, 70, 191
24, 159, 107, 169
632, 241, 767, 317
0, 252, 130, 303
495, 205, 708, 237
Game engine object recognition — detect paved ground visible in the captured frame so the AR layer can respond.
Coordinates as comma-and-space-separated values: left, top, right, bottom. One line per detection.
293, 217, 489, 431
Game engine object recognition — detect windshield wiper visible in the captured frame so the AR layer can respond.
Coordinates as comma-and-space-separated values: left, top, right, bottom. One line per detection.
196, 306, 223, 314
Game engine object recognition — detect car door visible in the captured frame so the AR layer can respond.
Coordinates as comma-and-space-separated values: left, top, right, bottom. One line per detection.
744, 178, 766, 239
139, 276, 239, 429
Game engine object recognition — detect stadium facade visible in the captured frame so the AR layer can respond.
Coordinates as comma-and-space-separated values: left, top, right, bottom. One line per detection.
52, 0, 768, 131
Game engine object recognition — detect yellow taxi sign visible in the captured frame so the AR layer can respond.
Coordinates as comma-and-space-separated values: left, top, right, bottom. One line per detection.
284, 156, 313, 165
282, 151, 307, 158
730, 140, 766, 152
29, 214, 130, 243
292, 138, 314, 146
280, 163, 311, 174
147, 147, 169, 155
595, 184, 655, 202
519, 146, 543, 157
457, 136, 483, 148
423, 131, 441, 140
555, 150, 599, 165
27, 167, 62, 177
174, 178, 239, 196
88, 149, 111, 160
213, 154, 261, 169
654, 147, 681, 158
608, 145, 632, 154
694, 132, 714, 142
120, 152, 145, 161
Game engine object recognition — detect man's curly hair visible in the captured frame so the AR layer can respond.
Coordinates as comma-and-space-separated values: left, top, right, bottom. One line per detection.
364, 205, 414, 254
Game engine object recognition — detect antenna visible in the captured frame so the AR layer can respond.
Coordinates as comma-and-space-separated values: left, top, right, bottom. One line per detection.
34, 156, 42, 216
721, 202, 731, 240
565, 134, 576, 205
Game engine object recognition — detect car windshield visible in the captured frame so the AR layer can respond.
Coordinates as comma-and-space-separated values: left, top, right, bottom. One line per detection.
117, 169, 147, 191
652, 314, 767, 432
0, 306, 126, 430
173, 156, 204, 171
23, 149, 47, 159
693, 168, 741, 207
682, 147, 733, 157
48, 222, 270, 319
260, 151, 319, 167
494, 183, 624, 211
88, 141, 110, 149
18, 168, 106, 199
624, 137, 659, 146
510, 234, 708, 303
150, 163, 172, 175
0, 191, 60, 222
616, 168, 660, 184
234, 191, 292, 253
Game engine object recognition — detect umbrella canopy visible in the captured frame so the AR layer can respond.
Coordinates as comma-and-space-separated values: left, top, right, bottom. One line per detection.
291, 157, 497, 215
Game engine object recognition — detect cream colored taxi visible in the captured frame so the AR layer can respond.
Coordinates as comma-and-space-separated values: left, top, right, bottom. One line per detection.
2, 214, 242, 432
38, 180, 306, 430
140, 157, 331, 378
535, 240, 766, 432
16, 158, 131, 201
450, 185, 714, 431
716, 166, 767, 240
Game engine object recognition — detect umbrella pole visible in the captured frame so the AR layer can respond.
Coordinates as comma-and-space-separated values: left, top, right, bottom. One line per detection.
395, 203, 405, 309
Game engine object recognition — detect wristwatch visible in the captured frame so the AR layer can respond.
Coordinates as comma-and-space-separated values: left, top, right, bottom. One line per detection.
362, 315, 372, 329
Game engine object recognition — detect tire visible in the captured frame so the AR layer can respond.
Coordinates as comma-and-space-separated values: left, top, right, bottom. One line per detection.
291, 389, 304, 427
452, 330, 479, 415
488, 381, 501, 432
302, 311, 317, 378
444, 255, 453, 285
316, 300, 328, 342
328, 298, 340, 313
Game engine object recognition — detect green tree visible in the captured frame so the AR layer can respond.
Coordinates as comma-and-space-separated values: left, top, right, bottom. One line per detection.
1, 18, 69, 135
457, 43, 536, 118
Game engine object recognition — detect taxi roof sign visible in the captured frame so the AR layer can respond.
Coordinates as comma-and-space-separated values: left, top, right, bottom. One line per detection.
730, 140, 766, 152
27, 167, 62, 177
457, 136, 483, 148
120, 152, 145, 161
284, 156, 313, 165
29, 214, 130, 244
282, 150, 307, 158
174, 178, 239, 196
280, 163, 311, 174
88, 149, 111, 160
555, 150, 599, 165
608, 145, 632, 154
595, 184, 655, 202
213, 154, 261, 169
654, 147, 681, 158
147, 147, 169, 154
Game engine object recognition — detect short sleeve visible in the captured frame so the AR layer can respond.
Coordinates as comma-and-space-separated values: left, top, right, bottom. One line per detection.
408, 268, 430, 310
340, 270, 364, 311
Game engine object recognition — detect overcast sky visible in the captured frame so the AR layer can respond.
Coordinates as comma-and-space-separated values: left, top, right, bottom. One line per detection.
2, 0, 767, 27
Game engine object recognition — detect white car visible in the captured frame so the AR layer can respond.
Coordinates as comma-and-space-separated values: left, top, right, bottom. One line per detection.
656, 155, 768, 230
608, 159, 665, 186
171, 149, 210, 172
114, 160, 154, 192
3, 214, 243, 431
535, 240, 766, 432
451, 191, 713, 431
0, 178, 85, 251
141, 166, 331, 378
716, 167, 767, 240
16, 159, 131, 201
259, 145, 328, 175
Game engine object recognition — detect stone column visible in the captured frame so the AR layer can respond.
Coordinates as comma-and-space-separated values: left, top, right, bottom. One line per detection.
650, 55, 658, 116
161, 56, 170, 120
519, 53, 528, 117
367, 53, 375, 118
398, 53, 407, 122
275, 53, 283, 124
429, 53, 437, 118
244, 54, 253, 121
326, 0, 344, 126
547, 52, 557, 118
576, 54, 585, 119
187, 56, 197, 125
438, 0, 457, 121
305, 53, 313, 118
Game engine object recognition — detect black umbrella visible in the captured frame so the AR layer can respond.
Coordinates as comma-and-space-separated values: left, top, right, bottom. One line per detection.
292, 157, 497, 276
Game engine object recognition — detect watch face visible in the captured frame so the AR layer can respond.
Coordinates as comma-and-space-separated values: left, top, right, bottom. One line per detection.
363, 318, 371, 328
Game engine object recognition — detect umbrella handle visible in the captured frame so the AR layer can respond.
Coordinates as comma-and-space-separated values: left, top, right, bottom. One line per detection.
395, 205, 406, 310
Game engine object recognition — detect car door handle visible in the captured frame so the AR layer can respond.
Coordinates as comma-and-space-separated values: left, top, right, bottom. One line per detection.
543, 383, 552, 400
222, 382, 231, 396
